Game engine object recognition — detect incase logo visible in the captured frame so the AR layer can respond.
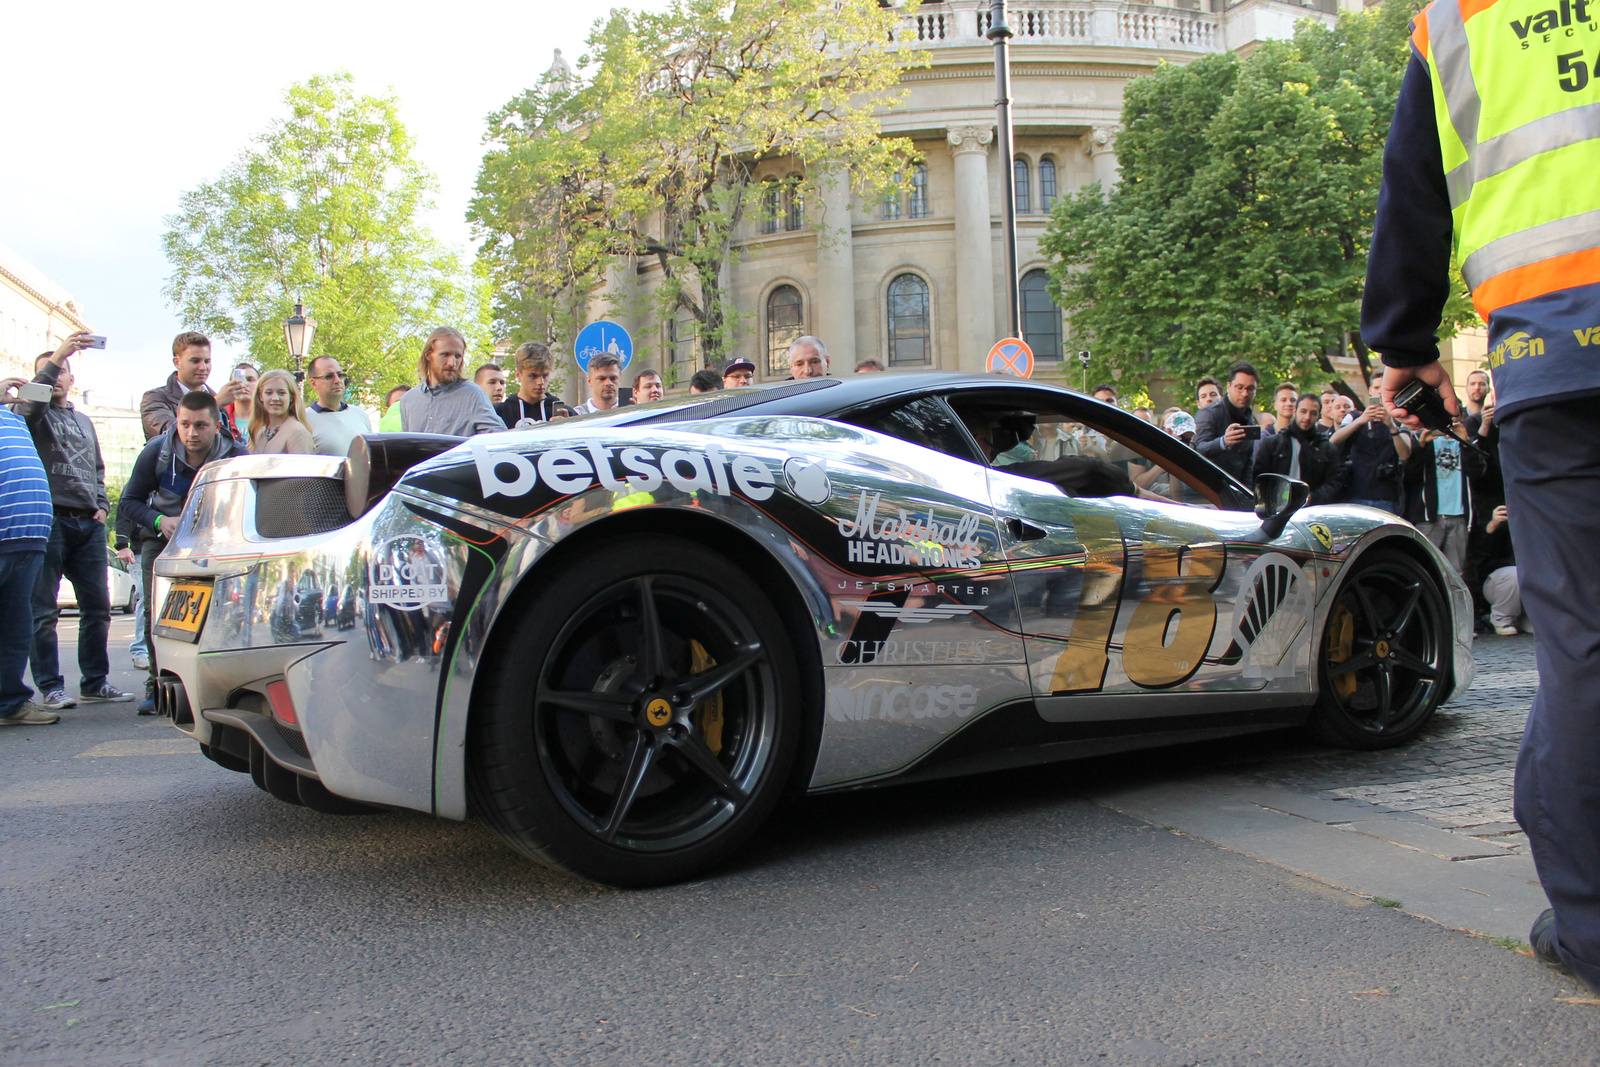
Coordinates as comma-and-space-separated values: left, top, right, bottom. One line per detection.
827, 682, 980, 722
470, 438, 777, 502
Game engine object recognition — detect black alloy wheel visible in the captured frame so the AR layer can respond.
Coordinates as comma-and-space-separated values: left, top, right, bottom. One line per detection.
1310, 548, 1450, 749
468, 535, 800, 886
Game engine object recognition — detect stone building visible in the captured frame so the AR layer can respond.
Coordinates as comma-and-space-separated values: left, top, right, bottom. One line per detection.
0, 239, 93, 382
580, 0, 1421, 395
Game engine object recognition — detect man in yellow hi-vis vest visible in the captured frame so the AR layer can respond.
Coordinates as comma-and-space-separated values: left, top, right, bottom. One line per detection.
1363, 0, 1600, 994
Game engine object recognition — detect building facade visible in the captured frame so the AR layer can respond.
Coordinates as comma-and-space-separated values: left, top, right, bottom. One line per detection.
586, 0, 1369, 393
0, 239, 93, 382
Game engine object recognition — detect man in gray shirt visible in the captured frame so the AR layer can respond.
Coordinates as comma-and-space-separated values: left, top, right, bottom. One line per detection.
398, 328, 503, 436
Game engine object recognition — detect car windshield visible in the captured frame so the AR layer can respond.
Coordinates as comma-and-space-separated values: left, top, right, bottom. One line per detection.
562, 377, 842, 427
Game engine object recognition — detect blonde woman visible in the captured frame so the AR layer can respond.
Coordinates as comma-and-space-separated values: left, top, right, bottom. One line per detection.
248, 369, 315, 454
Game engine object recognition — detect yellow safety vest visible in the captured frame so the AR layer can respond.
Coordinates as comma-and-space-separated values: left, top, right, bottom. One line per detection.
1414, 0, 1600, 318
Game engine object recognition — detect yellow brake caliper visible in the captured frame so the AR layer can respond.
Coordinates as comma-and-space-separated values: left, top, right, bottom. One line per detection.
1328, 603, 1357, 700
689, 640, 724, 756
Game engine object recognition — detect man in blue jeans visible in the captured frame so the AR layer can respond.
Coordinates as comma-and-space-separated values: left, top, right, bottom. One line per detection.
21, 333, 131, 709
0, 394, 56, 724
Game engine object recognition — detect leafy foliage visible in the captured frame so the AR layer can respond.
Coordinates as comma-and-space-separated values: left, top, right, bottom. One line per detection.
162, 73, 488, 403
470, 0, 926, 368
1040, 0, 1477, 395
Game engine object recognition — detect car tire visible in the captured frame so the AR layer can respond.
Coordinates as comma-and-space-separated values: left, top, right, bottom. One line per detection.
467, 535, 801, 887
1309, 548, 1450, 750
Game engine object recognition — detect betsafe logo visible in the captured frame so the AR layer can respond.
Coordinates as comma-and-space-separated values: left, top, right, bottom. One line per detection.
470, 438, 785, 501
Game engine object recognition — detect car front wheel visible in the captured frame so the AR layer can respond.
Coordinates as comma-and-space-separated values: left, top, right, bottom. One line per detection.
1310, 548, 1449, 749
468, 535, 800, 886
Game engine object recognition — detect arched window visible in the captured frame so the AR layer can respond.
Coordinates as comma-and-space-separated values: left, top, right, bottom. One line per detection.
1014, 157, 1031, 213
882, 192, 901, 220
766, 285, 805, 376
887, 273, 931, 367
761, 180, 780, 235
909, 163, 930, 218
784, 173, 804, 231
1039, 156, 1057, 212
1020, 269, 1061, 361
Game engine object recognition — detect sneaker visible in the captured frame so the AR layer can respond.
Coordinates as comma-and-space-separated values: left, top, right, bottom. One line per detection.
40, 688, 77, 710
1494, 624, 1519, 636
0, 702, 59, 726
131, 653, 150, 670
136, 698, 157, 716
81, 682, 133, 703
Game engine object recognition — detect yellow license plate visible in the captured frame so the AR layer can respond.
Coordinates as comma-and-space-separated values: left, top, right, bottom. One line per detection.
155, 580, 213, 642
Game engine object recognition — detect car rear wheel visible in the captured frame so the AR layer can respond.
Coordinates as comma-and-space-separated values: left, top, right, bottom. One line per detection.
1309, 549, 1449, 749
468, 536, 800, 887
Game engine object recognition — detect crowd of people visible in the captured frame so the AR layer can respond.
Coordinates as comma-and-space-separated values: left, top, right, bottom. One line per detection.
1146, 359, 1519, 637
0, 322, 1515, 727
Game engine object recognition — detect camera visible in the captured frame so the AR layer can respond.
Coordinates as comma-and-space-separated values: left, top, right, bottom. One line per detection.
1240, 423, 1262, 440
1393, 380, 1457, 436
1077, 350, 1091, 369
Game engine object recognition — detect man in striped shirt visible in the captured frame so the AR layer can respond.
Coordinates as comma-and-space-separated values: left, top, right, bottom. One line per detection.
0, 400, 56, 724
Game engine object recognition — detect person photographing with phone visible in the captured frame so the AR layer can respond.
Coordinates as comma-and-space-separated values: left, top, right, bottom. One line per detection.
1361, 0, 1600, 994
1193, 360, 1262, 486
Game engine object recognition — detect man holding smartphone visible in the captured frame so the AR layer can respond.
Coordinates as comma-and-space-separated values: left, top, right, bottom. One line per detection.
16, 331, 130, 709
140, 331, 246, 447
1193, 360, 1261, 486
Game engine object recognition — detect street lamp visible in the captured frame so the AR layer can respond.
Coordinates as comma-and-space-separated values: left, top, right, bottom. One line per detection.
989, 0, 1021, 341
283, 303, 316, 382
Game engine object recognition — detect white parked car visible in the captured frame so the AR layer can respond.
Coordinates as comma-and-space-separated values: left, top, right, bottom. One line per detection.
57, 555, 139, 614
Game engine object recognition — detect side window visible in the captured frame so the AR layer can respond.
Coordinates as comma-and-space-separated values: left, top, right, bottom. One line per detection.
848, 396, 984, 466
948, 392, 1221, 508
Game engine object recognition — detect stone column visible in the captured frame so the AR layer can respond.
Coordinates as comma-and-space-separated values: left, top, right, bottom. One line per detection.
947, 124, 996, 373
1086, 125, 1122, 195
814, 164, 857, 372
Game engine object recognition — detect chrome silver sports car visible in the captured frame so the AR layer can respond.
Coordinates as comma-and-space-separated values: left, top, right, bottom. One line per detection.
151, 373, 1473, 885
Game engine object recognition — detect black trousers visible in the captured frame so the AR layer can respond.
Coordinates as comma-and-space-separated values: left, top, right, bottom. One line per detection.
31, 515, 111, 694
1503, 399, 1600, 989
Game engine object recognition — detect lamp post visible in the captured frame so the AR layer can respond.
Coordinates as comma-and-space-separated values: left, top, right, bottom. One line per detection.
989, 0, 1021, 341
283, 303, 316, 383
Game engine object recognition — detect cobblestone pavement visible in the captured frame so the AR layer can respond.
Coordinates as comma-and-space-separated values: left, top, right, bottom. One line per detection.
1219, 632, 1538, 853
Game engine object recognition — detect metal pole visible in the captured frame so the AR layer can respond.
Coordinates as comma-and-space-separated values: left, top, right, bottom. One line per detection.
989, 0, 1021, 340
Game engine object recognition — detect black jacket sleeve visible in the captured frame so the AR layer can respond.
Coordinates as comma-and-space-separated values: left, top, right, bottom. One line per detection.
1361, 53, 1456, 369
119, 438, 165, 538
1311, 441, 1349, 506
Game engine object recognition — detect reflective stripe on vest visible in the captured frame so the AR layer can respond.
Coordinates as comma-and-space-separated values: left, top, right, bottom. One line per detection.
1415, 0, 1600, 316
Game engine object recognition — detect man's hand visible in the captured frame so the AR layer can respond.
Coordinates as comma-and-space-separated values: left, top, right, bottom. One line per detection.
215, 379, 243, 407
0, 376, 27, 404
1486, 503, 1509, 534
93, 508, 107, 524
116, 546, 135, 565
1223, 422, 1248, 447
50, 331, 95, 366
1381, 361, 1460, 431
1479, 393, 1496, 435
1359, 401, 1383, 425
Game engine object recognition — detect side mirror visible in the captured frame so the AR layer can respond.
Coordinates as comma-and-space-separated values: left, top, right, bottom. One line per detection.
1253, 472, 1311, 540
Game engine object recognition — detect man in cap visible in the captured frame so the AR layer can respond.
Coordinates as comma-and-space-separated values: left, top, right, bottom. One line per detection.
722, 358, 756, 389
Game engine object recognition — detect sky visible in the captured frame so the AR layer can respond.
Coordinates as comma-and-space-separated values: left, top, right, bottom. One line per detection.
2, 0, 665, 409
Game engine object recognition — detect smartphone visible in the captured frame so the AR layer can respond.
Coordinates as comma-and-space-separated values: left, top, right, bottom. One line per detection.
233, 367, 251, 382
1240, 424, 1263, 440
19, 382, 54, 403
84, 335, 107, 349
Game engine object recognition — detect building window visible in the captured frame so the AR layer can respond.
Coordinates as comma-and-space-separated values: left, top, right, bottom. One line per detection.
667, 317, 695, 371
882, 193, 901, 220
766, 285, 805, 376
1020, 269, 1061, 361
909, 163, 929, 218
784, 173, 804, 231
1014, 157, 1031, 213
761, 180, 780, 235
887, 273, 931, 367
1039, 156, 1057, 212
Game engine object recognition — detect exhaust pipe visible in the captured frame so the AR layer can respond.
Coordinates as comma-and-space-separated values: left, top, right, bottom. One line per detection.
156, 677, 193, 724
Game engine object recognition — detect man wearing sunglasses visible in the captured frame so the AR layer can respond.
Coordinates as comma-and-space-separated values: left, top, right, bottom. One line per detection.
303, 356, 372, 457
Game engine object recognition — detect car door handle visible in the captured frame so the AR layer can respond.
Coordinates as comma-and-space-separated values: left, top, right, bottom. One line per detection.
1005, 517, 1047, 541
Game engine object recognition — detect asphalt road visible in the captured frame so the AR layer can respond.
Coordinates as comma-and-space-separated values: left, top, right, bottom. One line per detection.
3, 619, 1598, 1066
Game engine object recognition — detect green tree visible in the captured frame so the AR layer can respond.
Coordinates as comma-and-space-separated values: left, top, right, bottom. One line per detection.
163, 73, 488, 404
470, 0, 925, 368
1041, 0, 1477, 396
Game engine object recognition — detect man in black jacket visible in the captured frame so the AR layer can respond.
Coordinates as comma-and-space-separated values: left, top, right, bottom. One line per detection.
18, 333, 130, 709
122, 391, 245, 713
1193, 361, 1260, 486
1252, 393, 1348, 504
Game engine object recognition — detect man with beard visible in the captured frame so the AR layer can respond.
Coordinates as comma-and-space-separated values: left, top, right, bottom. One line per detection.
1253, 393, 1348, 504
396, 328, 503, 436
1193, 361, 1261, 485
